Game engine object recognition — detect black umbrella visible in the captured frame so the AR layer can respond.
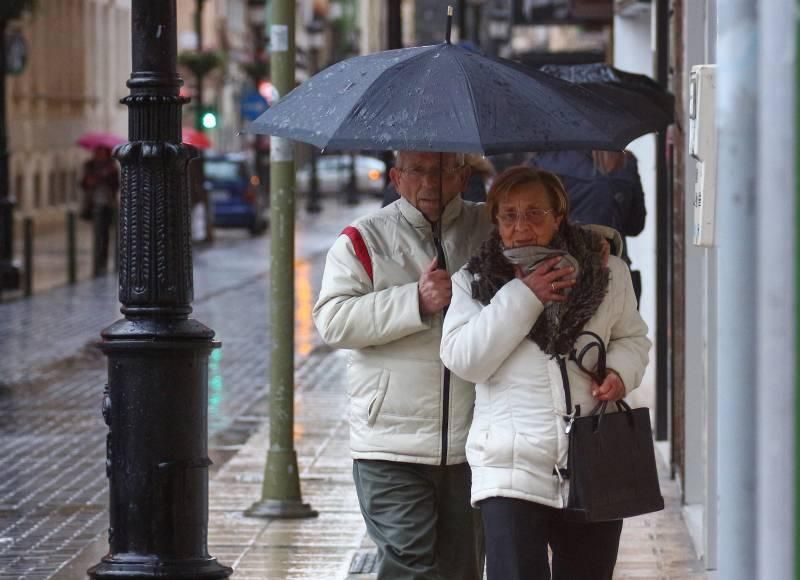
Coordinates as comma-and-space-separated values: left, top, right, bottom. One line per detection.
539, 63, 675, 134
248, 36, 659, 155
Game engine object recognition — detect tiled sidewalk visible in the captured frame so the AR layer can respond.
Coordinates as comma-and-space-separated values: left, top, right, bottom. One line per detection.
206, 348, 365, 580
204, 348, 707, 580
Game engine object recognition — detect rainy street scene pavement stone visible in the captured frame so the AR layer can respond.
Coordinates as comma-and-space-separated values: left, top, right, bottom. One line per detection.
0, 199, 706, 579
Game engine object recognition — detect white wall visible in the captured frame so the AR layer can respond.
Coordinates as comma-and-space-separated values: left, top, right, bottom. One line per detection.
7, 0, 131, 224
682, 0, 718, 568
613, 9, 656, 412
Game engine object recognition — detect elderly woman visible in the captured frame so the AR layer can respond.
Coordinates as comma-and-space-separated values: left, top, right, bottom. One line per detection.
440, 166, 650, 580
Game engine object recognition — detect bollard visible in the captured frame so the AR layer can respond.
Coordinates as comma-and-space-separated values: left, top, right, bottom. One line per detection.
23, 216, 32, 297
67, 210, 77, 285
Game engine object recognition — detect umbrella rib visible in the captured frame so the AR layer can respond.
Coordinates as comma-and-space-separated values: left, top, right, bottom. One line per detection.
451, 54, 484, 154
327, 47, 438, 149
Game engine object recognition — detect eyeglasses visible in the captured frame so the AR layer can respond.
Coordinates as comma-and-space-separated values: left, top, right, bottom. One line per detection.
397, 165, 464, 182
496, 208, 554, 227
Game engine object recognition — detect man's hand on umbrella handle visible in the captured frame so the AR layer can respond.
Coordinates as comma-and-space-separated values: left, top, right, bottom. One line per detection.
418, 257, 452, 315
516, 257, 574, 303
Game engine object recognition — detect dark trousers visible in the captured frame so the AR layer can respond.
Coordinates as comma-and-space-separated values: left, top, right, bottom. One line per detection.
479, 497, 623, 580
93, 206, 114, 276
353, 459, 484, 580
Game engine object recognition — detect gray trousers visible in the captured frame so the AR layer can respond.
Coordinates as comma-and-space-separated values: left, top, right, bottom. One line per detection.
353, 460, 484, 580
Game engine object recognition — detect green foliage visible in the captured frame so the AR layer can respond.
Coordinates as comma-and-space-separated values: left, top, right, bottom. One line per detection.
178, 50, 226, 79
241, 59, 270, 86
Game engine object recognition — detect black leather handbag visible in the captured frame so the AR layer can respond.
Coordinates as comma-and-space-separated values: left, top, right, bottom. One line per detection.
557, 331, 664, 522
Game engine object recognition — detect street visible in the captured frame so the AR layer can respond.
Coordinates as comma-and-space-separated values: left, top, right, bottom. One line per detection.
0, 200, 374, 579
1, 197, 706, 579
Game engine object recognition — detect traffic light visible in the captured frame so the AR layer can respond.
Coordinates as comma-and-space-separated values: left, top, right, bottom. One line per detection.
201, 108, 218, 129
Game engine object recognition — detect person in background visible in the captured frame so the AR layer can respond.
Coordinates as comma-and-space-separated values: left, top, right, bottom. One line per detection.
531, 149, 646, 304
80, 146, 120, 276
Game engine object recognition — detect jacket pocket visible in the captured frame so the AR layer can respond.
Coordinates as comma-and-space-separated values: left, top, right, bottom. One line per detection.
471, 427, 514, 468
367, 369, 390, 427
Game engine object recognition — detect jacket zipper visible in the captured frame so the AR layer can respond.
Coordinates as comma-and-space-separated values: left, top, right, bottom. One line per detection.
433, 232, 450, 466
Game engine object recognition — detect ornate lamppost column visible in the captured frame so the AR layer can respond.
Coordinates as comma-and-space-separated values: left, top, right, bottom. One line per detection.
88, 2, 231, 578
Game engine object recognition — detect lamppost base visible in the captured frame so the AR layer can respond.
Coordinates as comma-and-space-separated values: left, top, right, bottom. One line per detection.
87, 555, 232, 579
245, 499, 319, 519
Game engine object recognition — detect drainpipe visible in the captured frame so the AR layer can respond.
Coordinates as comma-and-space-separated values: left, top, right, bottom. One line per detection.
715, 0, 757, 577
756, 1, 795, 577
654, 0, 670, 441
796, 4, 800, 574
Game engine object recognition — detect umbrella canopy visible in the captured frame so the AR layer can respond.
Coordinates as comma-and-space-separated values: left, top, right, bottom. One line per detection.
182, 127, 213, 150
76, 132, 126, 150
248, 42, 660, 155
539, 63, 675, 133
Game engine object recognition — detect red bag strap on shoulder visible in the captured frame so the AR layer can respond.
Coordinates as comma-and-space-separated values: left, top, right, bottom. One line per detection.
341, 226, 373, 282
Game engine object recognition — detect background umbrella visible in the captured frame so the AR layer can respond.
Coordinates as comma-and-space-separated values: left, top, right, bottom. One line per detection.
539, 63, 675, 134
248, 39, 660, 155
76, 131, 125, 150
182, 127, 213, 150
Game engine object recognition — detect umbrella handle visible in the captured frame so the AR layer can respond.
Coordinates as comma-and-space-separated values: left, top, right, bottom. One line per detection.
435, 151, 447, 271
445, 6, 453, 44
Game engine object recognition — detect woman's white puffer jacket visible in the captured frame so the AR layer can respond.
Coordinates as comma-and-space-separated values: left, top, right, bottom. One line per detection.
440, 256, 651, 507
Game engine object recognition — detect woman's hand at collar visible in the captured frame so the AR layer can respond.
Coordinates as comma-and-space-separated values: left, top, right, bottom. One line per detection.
514, 256, 575, 304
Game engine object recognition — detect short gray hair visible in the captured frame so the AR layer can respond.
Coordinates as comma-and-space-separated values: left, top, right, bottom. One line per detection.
394, 151, 466, 167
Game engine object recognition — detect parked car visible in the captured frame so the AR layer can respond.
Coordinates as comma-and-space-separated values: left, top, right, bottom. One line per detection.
205, 153, 268, 235
296, 154, 386, 198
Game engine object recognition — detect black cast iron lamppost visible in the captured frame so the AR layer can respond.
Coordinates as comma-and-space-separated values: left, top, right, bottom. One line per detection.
88, 2, 231, 578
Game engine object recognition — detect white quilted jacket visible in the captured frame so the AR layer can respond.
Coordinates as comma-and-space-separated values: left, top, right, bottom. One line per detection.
440, 256, 651, 507
313, 196, 492, 465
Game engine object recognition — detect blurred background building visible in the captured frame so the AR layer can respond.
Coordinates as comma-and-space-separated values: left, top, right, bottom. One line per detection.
6, 0, 131, 229
3, 2, 794, 576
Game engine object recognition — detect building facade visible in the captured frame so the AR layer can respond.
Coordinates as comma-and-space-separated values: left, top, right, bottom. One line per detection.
7, 0, 131, 226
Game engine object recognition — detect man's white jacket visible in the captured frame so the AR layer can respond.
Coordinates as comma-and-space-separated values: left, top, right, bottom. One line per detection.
313, 196, 492, 465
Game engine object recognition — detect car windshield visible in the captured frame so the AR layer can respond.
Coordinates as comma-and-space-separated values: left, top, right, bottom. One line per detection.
205, 160, 243, 181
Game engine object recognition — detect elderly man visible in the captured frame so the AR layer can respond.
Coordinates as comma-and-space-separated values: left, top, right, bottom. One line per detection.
313, 151, 490, 579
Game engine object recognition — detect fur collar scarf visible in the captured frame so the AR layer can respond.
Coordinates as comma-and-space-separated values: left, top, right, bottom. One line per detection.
466, 226, 610, 356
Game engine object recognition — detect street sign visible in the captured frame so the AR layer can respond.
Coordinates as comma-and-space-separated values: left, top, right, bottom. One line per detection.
240, 89, 269, 122
5, 31, 26, 75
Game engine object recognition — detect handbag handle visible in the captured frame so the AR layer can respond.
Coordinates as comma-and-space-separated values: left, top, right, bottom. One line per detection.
558, 331, 625, 423
587, 399, 634, 432
571, 330, 607, 385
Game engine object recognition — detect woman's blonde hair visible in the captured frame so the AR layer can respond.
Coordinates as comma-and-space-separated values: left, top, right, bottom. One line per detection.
486, 166, 570, 224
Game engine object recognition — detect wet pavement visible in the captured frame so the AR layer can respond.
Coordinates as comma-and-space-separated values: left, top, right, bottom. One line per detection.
0, 195, 706, 579
0, 198, 376, 579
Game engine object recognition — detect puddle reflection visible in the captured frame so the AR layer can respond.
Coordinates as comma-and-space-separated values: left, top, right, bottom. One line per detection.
294, 258, 314, 357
